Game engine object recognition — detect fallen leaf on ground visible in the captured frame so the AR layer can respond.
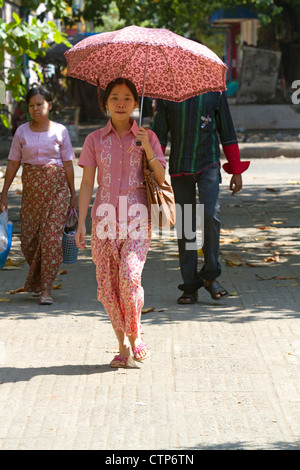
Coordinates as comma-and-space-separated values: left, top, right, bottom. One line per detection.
255, 274, 298, 281
9, 287, 25, 294
225, 253, 243, 266
257, 226, 275, 230
266, 188, 280, 192
255, 274, 270, 280
141, 307, 155, 314
1, 265, 22, 270
275, 283, 298, 287
274, 276, 298, 280
220, 237, 240, 244
0, 298, 11, 302
264, 242, 295, 249
264, 252, 280, 262
228, 290, 238, 296
58, 270, 68, 275
52, 284, 63, 290
5, 258, 25, 267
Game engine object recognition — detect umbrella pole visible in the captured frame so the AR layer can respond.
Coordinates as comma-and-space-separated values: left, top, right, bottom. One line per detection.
138, 45, 149, 128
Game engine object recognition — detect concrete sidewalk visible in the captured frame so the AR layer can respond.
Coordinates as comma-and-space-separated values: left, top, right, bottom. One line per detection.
0, 155, 300, 450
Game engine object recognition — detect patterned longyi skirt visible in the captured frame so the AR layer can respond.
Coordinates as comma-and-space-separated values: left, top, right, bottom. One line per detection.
20, 164, 69, 293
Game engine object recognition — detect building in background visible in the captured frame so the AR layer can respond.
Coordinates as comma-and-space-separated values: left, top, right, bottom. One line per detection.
210, 6, 260, 83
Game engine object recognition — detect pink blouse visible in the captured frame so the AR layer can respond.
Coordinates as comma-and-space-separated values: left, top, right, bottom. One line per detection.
8, 122, 75, 167
78, 119, 166, 219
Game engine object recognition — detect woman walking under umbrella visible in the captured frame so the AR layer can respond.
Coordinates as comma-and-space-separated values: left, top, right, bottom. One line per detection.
75, 77, 166, 367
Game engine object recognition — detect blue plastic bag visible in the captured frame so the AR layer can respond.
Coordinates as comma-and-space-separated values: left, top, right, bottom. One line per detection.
0, 211, 13, 269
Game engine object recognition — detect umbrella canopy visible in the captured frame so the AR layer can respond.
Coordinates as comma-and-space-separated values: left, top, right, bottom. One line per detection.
64, 25, 227, 103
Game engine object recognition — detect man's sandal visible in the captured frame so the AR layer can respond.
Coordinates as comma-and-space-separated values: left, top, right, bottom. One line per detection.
110, 354, 129, 368
177, 290, 198, 305
204, 280, 228, 300
132, 341, 150, 362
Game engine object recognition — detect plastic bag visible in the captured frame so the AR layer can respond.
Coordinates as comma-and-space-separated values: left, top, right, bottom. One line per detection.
0, 211, 13, 269
0, 211, 9, 252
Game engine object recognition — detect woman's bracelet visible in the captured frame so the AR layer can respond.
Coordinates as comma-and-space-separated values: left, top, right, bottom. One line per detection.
147, 154, 157, 164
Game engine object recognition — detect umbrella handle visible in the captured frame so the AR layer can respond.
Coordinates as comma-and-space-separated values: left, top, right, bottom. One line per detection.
136, 95, 145, 145
136, 46, 149, 147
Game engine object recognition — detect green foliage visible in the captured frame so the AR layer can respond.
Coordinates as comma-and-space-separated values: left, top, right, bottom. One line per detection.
0, 113, 9, 128
0, 3, 70, 103
22, 0, 70, 22
82, 0, 212, 35
84, 1, 125, 33
80, 0, 290, 33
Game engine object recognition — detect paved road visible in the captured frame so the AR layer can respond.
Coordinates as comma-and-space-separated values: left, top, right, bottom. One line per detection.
0, 157, 300, 450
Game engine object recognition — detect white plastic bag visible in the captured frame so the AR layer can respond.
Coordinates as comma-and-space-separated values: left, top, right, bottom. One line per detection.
0, 210, 9, 253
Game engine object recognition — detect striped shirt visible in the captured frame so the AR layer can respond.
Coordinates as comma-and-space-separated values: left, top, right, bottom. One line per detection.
152, 91, 239, 176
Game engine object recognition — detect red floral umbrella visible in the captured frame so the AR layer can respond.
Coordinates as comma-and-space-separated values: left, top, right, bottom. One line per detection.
65, 25, 227, 120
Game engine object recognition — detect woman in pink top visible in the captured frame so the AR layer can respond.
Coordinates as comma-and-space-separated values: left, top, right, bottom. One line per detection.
76, 77, 166, 368
0, 86, 77, 305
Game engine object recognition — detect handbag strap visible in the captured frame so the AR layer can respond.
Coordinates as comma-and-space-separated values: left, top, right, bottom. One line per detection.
142, 150, 148, 169
67, 208, 78, 220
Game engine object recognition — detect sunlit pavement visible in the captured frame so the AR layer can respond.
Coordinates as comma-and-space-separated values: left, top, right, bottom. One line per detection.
0, 147, 300, 449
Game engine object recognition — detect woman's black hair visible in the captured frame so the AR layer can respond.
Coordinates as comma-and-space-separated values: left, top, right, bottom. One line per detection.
25, 86, 53, 104
101, 77, 139, 112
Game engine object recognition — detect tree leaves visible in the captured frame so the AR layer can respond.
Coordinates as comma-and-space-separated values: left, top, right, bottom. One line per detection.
1, 4, 71, 103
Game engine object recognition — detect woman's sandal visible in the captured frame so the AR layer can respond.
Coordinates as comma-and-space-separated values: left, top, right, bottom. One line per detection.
40, 296, 54, 305
177, 290, 198, 304
110, 354, 129, 368
204, 280, 228, 300
132, 341, 150, 362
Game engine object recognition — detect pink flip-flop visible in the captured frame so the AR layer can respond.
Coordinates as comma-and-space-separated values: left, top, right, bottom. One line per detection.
132, 341, 150, 362
110, 354, 129, 368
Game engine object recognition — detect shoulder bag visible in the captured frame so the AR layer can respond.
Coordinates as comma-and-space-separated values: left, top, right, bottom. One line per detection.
143, 152, 176, 229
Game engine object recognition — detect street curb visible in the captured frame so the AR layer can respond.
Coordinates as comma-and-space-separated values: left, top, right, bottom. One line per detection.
1, 140, 300, 164
72, 142, 300, 159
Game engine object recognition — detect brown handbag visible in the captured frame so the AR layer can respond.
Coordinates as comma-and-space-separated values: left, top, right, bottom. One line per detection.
143, 152, 176, 229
